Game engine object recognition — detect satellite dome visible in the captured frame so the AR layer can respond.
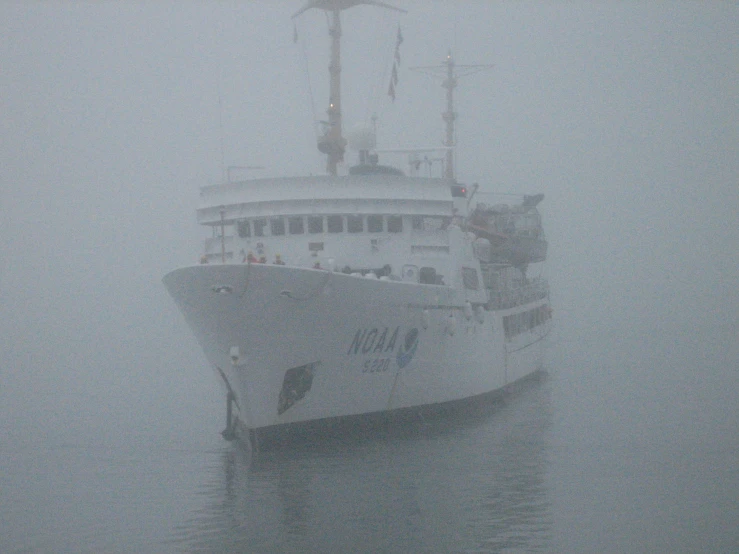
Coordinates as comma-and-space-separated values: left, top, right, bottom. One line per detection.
347, 123, 376, 151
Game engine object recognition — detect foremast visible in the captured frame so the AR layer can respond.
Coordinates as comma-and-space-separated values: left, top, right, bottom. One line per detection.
293, 0, 405, 176
411, 53, 493, 180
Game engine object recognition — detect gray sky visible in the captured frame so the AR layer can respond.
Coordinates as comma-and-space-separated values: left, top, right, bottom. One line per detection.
1, 1, 737, 444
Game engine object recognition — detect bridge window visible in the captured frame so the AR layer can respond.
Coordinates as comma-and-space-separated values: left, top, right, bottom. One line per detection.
462, 267, 479, 290
412, 216, 445, 232
419, 267, 437, 284
289, 216, 304, 235
347, 215, 363, 233
237, 220, 251, 238
270, 218, 285, 236
387, 215, 403, 233
253, 218, 267, 237
327, 215, 343, 233
308, 216, 324, 234
367, 215, 383, 233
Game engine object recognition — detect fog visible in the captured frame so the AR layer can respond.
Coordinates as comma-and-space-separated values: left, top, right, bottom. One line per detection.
1, 1, 737, 548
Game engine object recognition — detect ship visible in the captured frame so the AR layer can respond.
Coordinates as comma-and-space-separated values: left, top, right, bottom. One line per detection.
163, 0, 552, 449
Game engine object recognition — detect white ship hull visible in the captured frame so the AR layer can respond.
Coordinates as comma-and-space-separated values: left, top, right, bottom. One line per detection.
164, 263, 550, 443
161, 3, 554, 448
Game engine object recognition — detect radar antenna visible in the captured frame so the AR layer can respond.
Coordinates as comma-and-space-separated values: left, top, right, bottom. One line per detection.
410, 52, 493, 180
293, 1, 406, 176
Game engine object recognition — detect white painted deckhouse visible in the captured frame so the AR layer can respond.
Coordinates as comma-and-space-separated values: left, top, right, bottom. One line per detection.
163, 0, 552, 448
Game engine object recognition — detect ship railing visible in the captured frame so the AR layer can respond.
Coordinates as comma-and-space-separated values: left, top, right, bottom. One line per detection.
486, 278, 549, 310
204, 235, 234, 251
202, 235, 235, 263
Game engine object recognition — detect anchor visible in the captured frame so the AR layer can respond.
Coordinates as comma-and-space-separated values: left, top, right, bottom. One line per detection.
215, 365, 240, 441
222, 390, 238, 441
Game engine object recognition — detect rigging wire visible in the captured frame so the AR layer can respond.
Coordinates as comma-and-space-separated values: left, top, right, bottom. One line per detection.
218, 77, 225, 182
365, 8, 396, 125
213, 6, 227, 182
296, 7, 403, 146
296, 17, 319, 136
449, 1, 459, 175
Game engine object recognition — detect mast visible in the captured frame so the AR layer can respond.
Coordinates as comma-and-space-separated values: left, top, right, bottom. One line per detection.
323, 9, 344, 176
293, 1, 405, 176
411, 52, 493, 180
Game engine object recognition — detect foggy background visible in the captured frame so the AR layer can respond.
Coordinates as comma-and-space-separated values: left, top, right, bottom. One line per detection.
1, 2, 737, 551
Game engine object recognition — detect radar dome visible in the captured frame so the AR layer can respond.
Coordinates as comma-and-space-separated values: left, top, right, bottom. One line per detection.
347, 123, 376, 151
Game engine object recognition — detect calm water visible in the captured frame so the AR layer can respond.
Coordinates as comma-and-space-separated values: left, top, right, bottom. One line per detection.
2, 322, 737, 553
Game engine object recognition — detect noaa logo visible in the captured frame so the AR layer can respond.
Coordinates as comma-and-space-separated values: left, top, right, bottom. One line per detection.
396, 328, 419, 369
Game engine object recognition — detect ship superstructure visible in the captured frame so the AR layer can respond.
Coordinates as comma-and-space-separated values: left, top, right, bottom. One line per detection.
164, 1, 551, 448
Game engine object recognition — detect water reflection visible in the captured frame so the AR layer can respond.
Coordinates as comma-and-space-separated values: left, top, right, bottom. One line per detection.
171, 374, 553, 553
